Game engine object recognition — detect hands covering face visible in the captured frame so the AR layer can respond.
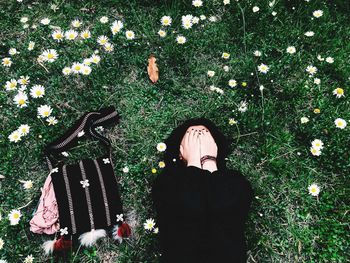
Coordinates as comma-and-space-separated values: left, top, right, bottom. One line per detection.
179, 127, 218, 166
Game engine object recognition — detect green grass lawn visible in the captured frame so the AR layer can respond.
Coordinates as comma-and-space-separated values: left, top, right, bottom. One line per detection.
1, 0, 349, 262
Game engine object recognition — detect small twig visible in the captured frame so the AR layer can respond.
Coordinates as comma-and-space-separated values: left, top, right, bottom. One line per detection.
238, 3, 247, 54
257, 148, 299, 166
17, 200, 33, 210
38, 62, 49, 73
233, 131, 258, 140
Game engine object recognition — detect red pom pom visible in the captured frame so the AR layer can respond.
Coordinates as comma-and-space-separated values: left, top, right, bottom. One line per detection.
117, 222, 131, 238
53, 236, 72, 251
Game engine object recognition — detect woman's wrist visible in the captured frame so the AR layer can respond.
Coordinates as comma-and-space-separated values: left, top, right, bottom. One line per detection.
187, 160, 202, 169
202, 159, 218, 172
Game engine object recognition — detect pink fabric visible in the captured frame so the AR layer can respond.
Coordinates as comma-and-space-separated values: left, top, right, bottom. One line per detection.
30, 173, 60, 234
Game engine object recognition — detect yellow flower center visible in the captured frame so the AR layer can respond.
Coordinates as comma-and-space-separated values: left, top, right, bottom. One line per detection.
47, 53, 54, 59
13, 213, 19, 219
19, 99, 25, 105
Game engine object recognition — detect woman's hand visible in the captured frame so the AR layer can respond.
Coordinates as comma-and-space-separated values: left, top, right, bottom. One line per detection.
199, 130, 218, 158
180, 128, 201, 168
199, 130, 218, 172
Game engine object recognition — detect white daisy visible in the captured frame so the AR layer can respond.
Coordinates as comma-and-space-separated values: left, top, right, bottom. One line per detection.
97, 35, 109, 45
160, 16, 172, 26
18, 76, 30, 87
81, 65, 92, 75
2, 57, 12, 67
65, 29, 78, 40
222, 52, 230, 59
71, 62, 83, 73
223, 0, 230, 5
181, 15, 193, 29
313, 10, 323, 18
13, 92, 28, 108
156, 142, 167, 152
40, 18, 50, 25
158, 29, 167, 37
258, 63, 269, 74
143, 218, 156, 230
207, 70, 215, 77
325, 57, 334, 63
228, 79, 237, 87
223, 65, 229, 72
20, 17, 28, 23
209, 85, 224, 94
332, 88, 344, 98
229, 118, 237, 125
286, 46, 296, 54
314, 78, 321, 85
37, 105, 52, 118
192, 16, 200, 24
308, 183, 320, 196
28, 41, 35, 51
311, 139, 324, 150
41, 49, 58, 63
62, 67, 72, 75
9, 48, 17, 55
8, 209, 21, 225
90, 54, 101, 64
111, 20, 123, 35
310, 146, 321, 156
306, 65, 317, 75
334, 118, 347, 129
71, 19, 82, 28
52, 30, 64, 41
122, 166, 129, 173
46, 116, 58, 125
238, 101, 248, 112
104, 42, 114, 52
176, 35, 186, 44
80, 30, 91, 39
83, 58, 92, 66
192, 0, 203, 7
5, 79, 18, 91
8, 130, 22, 143
125, 30, 135, 40
100, 16, 109, 23
24, 255, 34, 263
253, 50, 262, 57
21, 180, 33, 189
253, 6, 260, 12
30, 85, 45, 98
300, 117, 309, 124
0, 238, 4, 249
304, 31, 315, 37
18, 124, 30, 136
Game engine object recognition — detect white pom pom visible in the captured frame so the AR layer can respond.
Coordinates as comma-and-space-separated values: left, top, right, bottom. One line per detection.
78, 229, 106, 247
112, 225, 123, 243
42, 239, 56, 255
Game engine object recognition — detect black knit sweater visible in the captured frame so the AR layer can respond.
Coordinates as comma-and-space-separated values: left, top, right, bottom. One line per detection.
152, 165, 253, 263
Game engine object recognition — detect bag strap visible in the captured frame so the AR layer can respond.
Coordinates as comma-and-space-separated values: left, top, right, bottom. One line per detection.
44, 106, 120, 170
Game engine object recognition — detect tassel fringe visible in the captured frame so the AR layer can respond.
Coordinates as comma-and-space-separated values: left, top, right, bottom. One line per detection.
42, 239, 56, 255
112, 225, 123, 243
78, 229, 106, 247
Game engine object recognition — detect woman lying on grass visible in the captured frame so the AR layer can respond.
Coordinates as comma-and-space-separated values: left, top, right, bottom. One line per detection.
152, 118, 253, 263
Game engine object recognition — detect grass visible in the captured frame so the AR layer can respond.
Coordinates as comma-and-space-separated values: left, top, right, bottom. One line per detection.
0, 0, 349, 262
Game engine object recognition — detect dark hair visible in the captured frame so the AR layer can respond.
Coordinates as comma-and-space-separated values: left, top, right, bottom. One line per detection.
163, 117, 230, 171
